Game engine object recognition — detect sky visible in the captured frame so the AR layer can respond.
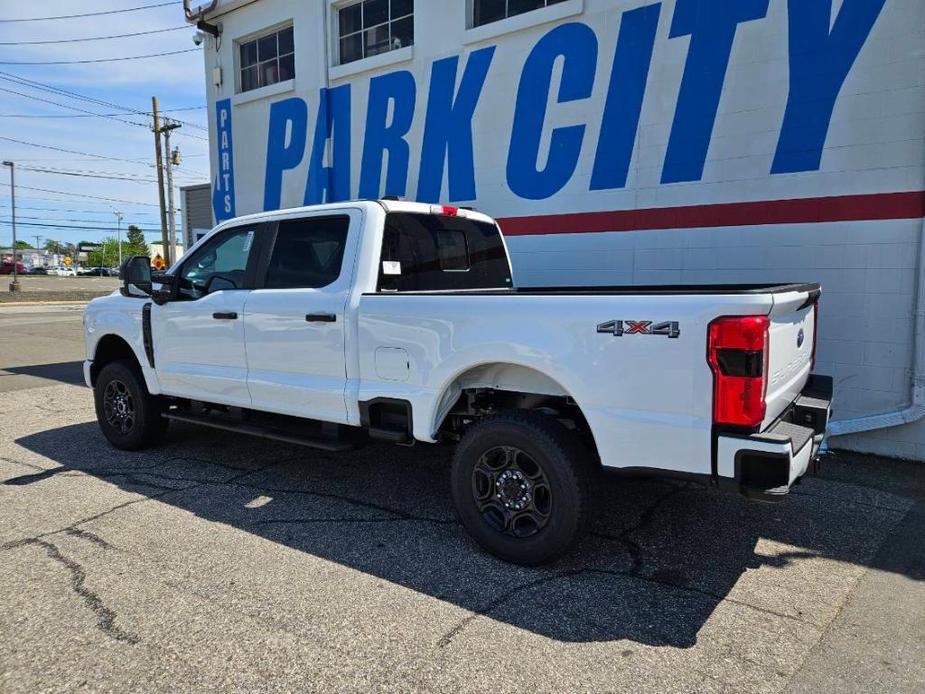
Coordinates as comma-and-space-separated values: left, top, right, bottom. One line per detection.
0, 0, 211, 249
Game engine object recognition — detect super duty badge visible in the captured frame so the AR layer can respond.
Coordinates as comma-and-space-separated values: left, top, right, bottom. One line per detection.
597, 320, 681, 338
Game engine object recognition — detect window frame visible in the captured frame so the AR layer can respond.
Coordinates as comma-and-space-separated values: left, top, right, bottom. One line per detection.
235, 22, 296, 95
331, 0, 414, 68
464, 0, 582, 44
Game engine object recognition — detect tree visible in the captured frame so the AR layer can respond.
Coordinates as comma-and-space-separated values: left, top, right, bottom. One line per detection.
87, 236, 151, 268
126, 224, 149, 256
14, 240, 30, 249
44, 239, 64, 254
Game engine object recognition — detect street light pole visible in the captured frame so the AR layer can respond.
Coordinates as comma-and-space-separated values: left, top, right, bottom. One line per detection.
2, 160, 20, 293
113, 210, 123, 270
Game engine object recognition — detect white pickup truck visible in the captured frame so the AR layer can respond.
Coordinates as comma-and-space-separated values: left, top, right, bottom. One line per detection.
83, 200, 831, 564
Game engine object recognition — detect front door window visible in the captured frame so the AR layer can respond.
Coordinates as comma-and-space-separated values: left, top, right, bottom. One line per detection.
178, 228, 255, 300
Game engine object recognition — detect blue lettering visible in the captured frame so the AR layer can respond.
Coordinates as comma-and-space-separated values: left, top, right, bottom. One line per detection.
305, 85, 352, 204
213, 98, 236, 222
263, 97, 308, 210
772, 0, 886, 174
359, 71, 417, 199
507, 23, 597, 200
417, 47, 495, 203
591, 3, 661, 191
661, 0, 769, 184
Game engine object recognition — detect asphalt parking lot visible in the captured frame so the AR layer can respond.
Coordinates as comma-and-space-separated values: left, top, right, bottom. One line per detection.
1, 303, 923, 692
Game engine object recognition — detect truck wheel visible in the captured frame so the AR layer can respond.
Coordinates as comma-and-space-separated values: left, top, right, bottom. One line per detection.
94, 359, 168, 451
451, 412, 592, 565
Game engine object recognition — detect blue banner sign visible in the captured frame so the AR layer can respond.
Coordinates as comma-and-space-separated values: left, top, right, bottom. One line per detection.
213, 98, 236, 223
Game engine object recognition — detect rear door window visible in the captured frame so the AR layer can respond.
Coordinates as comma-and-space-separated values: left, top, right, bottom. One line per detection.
378, 213, 512, 291
264, 216, 350, 289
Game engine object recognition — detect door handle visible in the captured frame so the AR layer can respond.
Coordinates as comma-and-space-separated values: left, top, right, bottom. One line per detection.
305, 313, 336, 323
212, 312, 238, 320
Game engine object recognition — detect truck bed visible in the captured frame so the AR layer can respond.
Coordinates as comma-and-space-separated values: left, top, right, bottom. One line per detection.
365, 283, 820, 296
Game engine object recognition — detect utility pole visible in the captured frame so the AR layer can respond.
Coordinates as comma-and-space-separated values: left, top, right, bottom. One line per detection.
162, 121, 181, 267
113, 210, 123, 269
2, 160, 19, 292
33, 235, 41, 251
151, 96, 170, 265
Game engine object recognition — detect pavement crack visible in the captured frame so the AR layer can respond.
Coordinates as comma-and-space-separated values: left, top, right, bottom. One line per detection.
437, 570, 584, 648
2, 538, 138, 644
590, 483, 692, 572
63, 527, 112, 549
0, 456, 47, 472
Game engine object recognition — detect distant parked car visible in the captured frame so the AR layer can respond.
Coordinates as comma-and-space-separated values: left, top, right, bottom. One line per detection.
0, 262, 26, 275
80, 267, 112, 277
54, 266, 77, 277
27, 266, 48, 275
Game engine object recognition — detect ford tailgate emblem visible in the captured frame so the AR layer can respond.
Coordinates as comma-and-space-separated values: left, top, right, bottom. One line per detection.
797, 328, 805, 348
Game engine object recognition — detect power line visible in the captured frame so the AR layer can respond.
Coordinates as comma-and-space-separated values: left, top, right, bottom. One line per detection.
0, 220, 164, 233
0, 48, 199, 66
2, 194, 160, 209
0, 105, 206, 118
0, 182, 159, 207
18, 165, 207, 182
17, 166, 160, 184
0, 72, 208, 139
15, 214, 165, 227
0, 2, 180, 23
0, 86, 151, 129
0, 135, 152, 164
0, 204, 162, 216
0, 26, 188, 46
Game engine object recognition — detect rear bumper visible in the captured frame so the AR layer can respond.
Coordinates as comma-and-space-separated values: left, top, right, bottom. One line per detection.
716, 374, 832, 501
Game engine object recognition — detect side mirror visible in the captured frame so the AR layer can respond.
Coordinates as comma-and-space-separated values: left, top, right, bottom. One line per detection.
121, 256, 152, 298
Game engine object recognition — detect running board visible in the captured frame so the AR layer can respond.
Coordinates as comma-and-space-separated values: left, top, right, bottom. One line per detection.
163, 412, 354, 452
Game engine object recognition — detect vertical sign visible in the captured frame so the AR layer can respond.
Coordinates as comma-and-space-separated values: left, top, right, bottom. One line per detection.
213, 98, 236, 223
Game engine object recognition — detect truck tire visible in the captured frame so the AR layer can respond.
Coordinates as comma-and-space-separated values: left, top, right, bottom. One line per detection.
451, 412, 592, 565
93, 359, 168, 451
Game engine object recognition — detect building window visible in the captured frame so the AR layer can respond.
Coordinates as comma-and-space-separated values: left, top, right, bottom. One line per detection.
239, 25, 295, 93
472, 0, 568, 27
337, 0, 413, 66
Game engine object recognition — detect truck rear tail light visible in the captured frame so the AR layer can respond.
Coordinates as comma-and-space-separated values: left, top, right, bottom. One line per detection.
708, 315, 770, 428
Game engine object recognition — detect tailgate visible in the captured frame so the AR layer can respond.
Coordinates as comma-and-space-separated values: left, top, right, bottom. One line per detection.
763, 287, 820, 427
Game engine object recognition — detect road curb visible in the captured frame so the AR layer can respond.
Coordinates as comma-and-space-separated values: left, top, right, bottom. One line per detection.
0, 300, 90, 307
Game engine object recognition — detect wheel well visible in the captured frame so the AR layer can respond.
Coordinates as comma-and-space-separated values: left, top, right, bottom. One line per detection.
435, 364, 600, 464
90, 335, 139, 386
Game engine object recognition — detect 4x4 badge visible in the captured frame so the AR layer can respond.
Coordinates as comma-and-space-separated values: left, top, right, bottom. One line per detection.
597, 320, 680, 338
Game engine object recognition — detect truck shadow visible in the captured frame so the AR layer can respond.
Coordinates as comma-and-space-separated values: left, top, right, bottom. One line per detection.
2, 361, 85, 386
11, 421, 923, 647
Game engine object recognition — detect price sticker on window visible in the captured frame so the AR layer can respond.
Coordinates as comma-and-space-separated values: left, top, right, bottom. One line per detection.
382, 260, 401, 275
242, 230, 255, 253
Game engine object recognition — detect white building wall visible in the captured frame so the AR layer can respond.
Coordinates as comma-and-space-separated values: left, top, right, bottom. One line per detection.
195, 0, 925, 459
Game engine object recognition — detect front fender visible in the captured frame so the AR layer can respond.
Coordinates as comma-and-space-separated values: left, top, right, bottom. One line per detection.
84, 297, 162, 395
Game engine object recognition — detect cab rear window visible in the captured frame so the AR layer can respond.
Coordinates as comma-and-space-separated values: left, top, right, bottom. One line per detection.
378, 213, 512, 291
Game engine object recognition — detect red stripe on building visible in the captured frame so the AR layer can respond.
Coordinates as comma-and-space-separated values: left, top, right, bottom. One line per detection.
497, 191, 925, 237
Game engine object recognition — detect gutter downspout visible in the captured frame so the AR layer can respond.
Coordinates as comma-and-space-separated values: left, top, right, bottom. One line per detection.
183, 0, 219, 22
827, 205, 925, 438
